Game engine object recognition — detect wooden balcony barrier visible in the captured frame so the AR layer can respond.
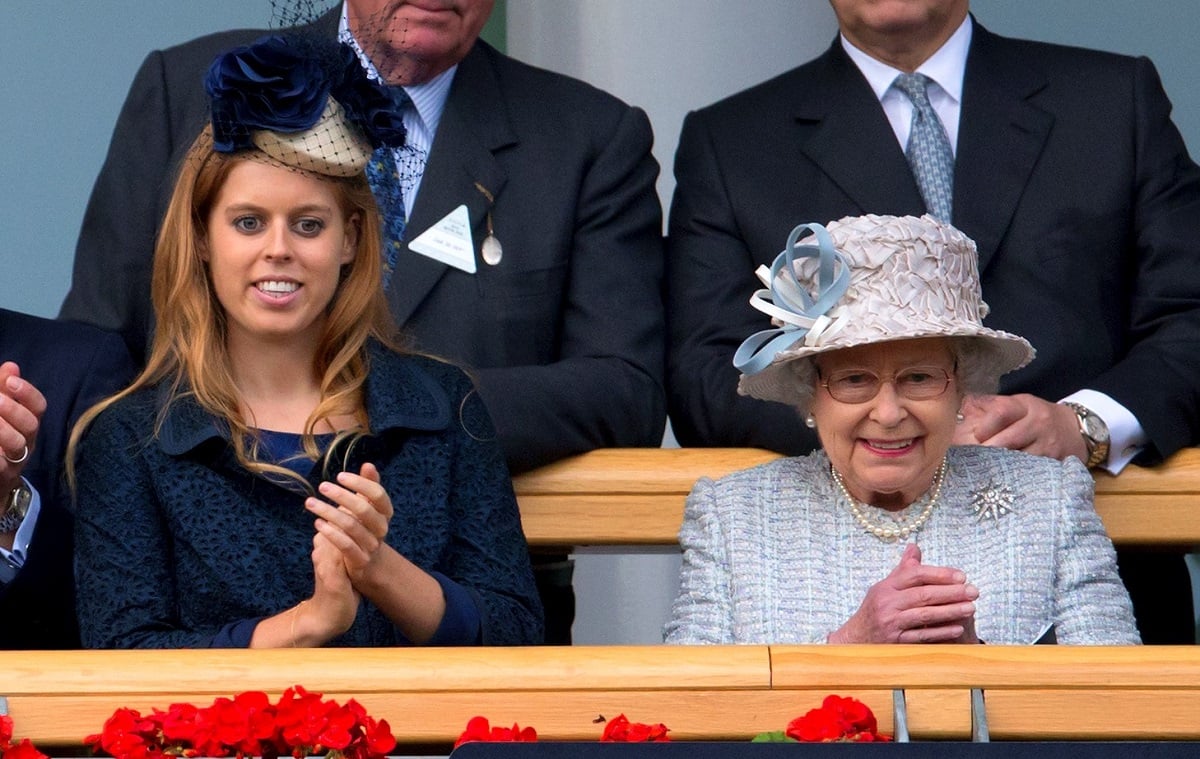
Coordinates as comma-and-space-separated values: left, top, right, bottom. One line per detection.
512, 447, 1200, 549
3, 646, 1200, 746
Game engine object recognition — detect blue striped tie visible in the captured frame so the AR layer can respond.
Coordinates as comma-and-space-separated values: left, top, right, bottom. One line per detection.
892, 73, 954, 222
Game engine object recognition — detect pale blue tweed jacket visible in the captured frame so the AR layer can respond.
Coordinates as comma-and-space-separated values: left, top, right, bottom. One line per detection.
664, 446, 1140, 645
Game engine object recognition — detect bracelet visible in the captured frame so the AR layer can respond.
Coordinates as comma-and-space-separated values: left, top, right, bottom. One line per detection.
290, 601, 306, 648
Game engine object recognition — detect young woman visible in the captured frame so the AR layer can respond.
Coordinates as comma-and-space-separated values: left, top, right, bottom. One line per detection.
69, 35, 541, 648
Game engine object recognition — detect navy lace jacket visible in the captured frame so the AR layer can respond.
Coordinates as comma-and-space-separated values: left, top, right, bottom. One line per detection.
74, 345, 543, 648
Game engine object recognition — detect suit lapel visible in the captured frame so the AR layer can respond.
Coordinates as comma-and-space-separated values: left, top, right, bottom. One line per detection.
387, 42, 514, 326
954, 23, 1053, 272
796, 42, 926, 218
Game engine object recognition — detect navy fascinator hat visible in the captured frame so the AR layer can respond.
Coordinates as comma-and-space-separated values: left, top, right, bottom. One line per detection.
205, 34, 407, 177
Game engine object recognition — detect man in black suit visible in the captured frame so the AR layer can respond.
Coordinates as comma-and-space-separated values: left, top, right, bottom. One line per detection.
0, 309, 135, 648
667, 0, 1200, 642
61, 1, 665, 644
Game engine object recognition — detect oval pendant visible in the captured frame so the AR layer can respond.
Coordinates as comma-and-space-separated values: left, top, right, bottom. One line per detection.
481, 234, 503, 265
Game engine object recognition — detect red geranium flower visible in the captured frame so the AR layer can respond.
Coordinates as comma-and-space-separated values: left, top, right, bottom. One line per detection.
453, 717, 537, 749
82, 685, 394, 759
785, 695, 890, 743
3, 738, 50, 759
599, 714, 670, 743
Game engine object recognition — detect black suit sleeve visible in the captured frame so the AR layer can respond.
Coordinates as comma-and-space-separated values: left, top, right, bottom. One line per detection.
475, 105, 667, 473
60, 50, 182, 364
1088, 57, 1200, 461
666, 110, 817, 455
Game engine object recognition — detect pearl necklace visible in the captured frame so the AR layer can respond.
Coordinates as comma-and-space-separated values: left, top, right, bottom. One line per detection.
831, 457, 948, 542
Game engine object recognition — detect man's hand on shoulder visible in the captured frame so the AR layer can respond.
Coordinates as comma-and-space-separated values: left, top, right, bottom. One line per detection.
954, 393, 1089, 463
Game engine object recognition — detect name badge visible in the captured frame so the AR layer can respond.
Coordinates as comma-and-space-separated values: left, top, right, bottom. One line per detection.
408, 205, 476, 273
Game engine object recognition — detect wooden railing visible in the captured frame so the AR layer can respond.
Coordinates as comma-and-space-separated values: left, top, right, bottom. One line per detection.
512, 447, 1200, 549
3, 646, 1200, 745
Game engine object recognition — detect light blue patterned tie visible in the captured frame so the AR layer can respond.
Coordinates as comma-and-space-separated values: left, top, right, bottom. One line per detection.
892, 73, 954, 222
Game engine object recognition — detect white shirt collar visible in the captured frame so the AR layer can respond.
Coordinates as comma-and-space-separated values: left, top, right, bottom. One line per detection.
840, 14, 972, 105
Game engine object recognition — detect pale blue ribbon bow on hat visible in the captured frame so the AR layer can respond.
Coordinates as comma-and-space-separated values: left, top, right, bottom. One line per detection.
733, 222, 851, 375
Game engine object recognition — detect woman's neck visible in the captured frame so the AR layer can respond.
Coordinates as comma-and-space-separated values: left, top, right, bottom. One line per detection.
227, 334, 325, 433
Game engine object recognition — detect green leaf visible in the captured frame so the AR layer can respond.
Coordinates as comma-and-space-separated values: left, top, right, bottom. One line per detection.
751, 731, 798, 743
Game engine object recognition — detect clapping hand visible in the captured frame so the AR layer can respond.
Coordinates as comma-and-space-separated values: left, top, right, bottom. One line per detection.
303, 530, 360, 641
305, 462, 395, 585
828, 543, 980, 644
0, 362, 44, 495
303, 462, 446, 644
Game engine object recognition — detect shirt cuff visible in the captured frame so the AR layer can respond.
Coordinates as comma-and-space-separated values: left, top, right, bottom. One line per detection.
1061, 390, 1146, 474
426, 571, 482, 645
0, 478, 42, 581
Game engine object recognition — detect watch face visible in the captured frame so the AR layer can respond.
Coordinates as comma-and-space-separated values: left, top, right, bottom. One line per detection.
9, 484, 31, 518
1083, 413, 1109, 443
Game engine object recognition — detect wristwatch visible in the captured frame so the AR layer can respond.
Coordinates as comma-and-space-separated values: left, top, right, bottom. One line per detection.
1062, 402, 1110, 469
0, 481, 31, 533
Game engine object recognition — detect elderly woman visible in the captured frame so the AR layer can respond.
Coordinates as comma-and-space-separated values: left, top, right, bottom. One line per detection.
664, 215, 1138, 645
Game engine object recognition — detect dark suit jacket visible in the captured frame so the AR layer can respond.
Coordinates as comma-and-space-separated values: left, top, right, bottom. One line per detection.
0, 309, 135, 648
667, 22, 1200, 462
63, 19, 665, 473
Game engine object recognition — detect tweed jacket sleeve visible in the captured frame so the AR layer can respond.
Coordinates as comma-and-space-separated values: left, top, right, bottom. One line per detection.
1051, 457, 1141, 644
662, 476, 735, 645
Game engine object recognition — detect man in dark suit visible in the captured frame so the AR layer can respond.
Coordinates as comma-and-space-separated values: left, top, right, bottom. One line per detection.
667, 0, 1200, 642
0, 309, 135, 648
61, 1, 665, 644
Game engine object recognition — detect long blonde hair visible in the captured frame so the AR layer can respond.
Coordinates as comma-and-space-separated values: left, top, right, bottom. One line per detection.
67, 127, 401, 489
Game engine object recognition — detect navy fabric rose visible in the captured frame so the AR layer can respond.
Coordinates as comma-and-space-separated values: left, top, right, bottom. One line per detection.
204, 35, 406, 154
205, 35, 331, 153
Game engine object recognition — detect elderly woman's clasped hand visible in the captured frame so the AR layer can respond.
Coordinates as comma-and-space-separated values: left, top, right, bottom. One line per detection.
828, 543, 979, 644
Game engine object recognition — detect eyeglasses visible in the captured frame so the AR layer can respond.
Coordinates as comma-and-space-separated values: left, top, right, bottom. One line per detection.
819, 366, 954, 404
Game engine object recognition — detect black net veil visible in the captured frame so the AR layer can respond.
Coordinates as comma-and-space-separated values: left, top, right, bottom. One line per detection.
268, 0, 340, 28
181, 0, 411, 182
269, 0, 431, 87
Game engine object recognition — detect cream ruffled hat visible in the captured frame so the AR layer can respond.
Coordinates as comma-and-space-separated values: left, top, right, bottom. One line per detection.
735, 214, 1034, 406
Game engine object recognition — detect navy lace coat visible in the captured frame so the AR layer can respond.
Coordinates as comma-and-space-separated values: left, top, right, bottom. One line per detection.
74, 345, 542, 647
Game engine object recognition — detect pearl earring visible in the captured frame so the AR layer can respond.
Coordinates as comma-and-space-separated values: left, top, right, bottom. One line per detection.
956, 412, 965, 423
805, 414, 816, 429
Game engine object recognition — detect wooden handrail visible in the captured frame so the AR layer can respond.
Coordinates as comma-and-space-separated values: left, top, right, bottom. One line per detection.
513, 447, 1200, 548
3, 646, 1200, 744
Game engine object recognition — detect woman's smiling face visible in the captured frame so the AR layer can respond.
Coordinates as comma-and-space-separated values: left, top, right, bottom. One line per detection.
810, 337, 962, 510
204, 160, 357, 352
